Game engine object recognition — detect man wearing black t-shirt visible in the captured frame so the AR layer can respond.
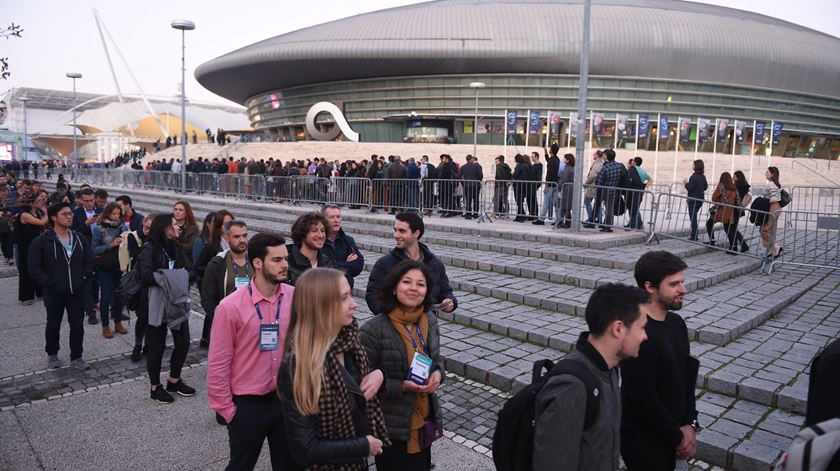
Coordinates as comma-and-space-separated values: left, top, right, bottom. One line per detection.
621, 251, 699, 471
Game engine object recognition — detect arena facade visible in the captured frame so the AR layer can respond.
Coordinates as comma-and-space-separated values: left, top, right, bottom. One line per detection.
195, 0, 840, 160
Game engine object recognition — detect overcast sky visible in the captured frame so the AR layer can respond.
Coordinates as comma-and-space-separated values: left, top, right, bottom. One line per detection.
4, 0, 839, 108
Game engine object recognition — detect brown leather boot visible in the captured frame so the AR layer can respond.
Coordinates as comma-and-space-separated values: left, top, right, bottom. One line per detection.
114, 323, 128, 335
102, 326, 113, 339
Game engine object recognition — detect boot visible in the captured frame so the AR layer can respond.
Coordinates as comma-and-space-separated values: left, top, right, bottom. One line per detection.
114, 322, 128, 335
87, 312, 99, 325
102, 326, 113, 339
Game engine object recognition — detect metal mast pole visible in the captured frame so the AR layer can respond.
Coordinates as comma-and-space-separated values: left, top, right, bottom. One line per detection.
571, 0, 591, 232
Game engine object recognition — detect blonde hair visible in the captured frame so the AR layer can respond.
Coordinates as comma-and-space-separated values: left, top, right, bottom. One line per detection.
289, 268, 346, 415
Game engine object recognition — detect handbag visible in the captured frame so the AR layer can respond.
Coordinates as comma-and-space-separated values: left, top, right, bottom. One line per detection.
93, 248, 121, 272
419, 400, 443, 449
779, 189, 792, 208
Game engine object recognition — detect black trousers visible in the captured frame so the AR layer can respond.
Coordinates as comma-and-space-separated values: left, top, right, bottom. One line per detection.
44, 291, 85, 360
622, 446, 675, 471
226, 395, 290, 471
145, 320, 190, 385
375, 440, 432, 471
201, 307, 215, 345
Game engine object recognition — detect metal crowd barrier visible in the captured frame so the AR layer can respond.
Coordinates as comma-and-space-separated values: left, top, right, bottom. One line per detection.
370, 178, 420, 213
266, 176, 295, 203
769, 209, 840, 273
330, 177, 371, 209
294, 175, 331, 205
653, 191, 774, 260
789, 186, 839, 214
481, 179, 556, 222
576, 184, 658, 235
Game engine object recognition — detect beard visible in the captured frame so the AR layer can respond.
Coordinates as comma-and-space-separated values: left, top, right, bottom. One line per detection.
662, 298, 683, 311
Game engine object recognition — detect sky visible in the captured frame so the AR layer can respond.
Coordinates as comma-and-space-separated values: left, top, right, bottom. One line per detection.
3, 0, 839, 108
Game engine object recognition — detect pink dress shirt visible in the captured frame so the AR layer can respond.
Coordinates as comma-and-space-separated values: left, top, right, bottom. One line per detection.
207, 281, 294, 422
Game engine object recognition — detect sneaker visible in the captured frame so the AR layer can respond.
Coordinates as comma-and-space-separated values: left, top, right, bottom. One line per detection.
21, 299, 34, 306
87, 313, 99, 325
166, 379, 196, 397
532, 220, 545, 225
70, 358, 90, 371
47, 355, 62, 369
150, 385, 175, 404
130, 346, 142, 363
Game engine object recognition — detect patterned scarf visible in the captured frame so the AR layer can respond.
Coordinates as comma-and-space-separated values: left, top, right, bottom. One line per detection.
312, 319, 391, 471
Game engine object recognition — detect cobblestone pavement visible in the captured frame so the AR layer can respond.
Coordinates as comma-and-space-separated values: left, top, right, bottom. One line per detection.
16, 183, 839, 470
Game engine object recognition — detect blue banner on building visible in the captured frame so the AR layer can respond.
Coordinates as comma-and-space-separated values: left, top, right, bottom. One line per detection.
659, 116, 669, 140
772, 122, 783, 145
638, 115, 649, 139
506, 111, 518, 134
755, 122, 765, 143
529, 111, 540, 135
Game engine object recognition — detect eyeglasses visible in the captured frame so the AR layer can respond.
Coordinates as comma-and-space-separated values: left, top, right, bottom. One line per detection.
57, 212, 73, 217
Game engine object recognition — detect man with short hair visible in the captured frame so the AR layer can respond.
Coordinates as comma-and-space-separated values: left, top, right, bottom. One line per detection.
320, 205, 364, 288
285, 212, 335, 286
535, 144, 561, 225
93, 189, 108, 210
533, 283, 650, 471
526, 152, 543, 218
115, 195, 144, 232
460, 155, 483, 219
200, 220, 251, 349
621, 251, 699, 471
28, 203, 94, 370
493, 155, 512, 218
626, 157, 652, 230
72, 188, 101, 324
207, 233, 294, 469
438, 154, 458, 217
593, 149, 626, 232
366, 212, 457, 314
583, 150, 605, 227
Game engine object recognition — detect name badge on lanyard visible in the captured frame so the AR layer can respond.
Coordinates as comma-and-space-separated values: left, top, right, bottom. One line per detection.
249, 282, 282, 351
404, 323, 432, 385
260, 324, 279, 351
235, 277, 249, 289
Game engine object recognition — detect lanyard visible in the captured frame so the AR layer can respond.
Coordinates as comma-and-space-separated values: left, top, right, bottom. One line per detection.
232, 257, 249, 277
247, 282, 281, 323
403, 323, 428, 355
161, 247, 172, 263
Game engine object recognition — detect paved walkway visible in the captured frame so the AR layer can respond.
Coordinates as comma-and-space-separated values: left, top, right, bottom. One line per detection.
7, 181, 839, 470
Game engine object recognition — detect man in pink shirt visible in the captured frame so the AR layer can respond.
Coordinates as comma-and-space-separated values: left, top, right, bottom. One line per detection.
207, 232, 293, 470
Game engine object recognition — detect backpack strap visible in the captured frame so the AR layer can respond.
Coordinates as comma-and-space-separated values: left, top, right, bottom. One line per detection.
542, 359, 602, 430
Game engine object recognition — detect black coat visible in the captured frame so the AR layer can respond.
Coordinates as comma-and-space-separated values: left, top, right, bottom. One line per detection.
136, 240, 191, 319
365, 242, 457, 315
71, 206, 101, 242
460, 162, 483, 181
806, 337, 840, 426
286, 244, 336, 287
28, 229, 93, 296
544, 155, 560, 183
495, 163, 512, 181
277, 352, 370, 469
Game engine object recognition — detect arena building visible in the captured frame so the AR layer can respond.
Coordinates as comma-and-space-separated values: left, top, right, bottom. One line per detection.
195, 0, 840, 160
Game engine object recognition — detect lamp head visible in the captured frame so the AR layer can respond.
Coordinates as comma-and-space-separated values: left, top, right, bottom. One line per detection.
66, 72, 82, 79
469, 82, 486, 89
171, 19, 196, 31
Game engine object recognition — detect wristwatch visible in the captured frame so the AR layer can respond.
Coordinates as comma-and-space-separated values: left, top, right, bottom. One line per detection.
690, 419, 701, 432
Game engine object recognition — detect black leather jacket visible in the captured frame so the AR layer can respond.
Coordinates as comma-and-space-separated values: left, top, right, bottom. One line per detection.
278, 351, 370, 469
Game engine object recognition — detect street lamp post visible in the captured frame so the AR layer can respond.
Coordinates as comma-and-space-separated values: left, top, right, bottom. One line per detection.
66, 72, 82, 170
469, 82, 486, 159
171, 19, 195, 193
19, 96, 29, 162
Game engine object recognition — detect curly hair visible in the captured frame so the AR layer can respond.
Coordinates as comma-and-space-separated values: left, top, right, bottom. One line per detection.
290, 212, 329, 247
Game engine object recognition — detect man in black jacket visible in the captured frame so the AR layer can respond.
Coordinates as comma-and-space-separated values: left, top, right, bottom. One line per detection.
365, 212, 457, 314
71, 188, 101, 324
115, 195, 144, 232
320, 205, 364, 288
535, 144, 561, 225
285, 212, 335, 286
438, 154, 459, 217
28, 203, 93, 370
200, 220, 250, 348
527, 152, 543, 218
621, 251, 699, 471
493, 155, 512, 218
460, 155, 483, 219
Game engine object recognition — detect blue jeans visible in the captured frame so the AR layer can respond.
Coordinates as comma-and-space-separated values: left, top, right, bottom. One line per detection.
97, 270, 124, 326
538, 186, 557, 221
687, 199, 703, 240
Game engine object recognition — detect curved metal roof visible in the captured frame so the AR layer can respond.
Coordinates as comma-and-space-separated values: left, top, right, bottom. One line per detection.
195, 0, 840, 105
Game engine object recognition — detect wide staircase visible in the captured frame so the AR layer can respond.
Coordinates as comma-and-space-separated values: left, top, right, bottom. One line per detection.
76, 184, 840, 470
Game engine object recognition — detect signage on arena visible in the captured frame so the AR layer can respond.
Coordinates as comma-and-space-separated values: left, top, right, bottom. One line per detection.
305, 102, 359, 142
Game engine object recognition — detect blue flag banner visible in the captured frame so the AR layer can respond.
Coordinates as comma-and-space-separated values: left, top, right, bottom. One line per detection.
659, 116, 669, 140
755, 122, 766, 143
529, 111, 540, 135
772, 122, 783, 145
638, 115, 649, 139
716, 119, 729, 144
506, 111, 518, 134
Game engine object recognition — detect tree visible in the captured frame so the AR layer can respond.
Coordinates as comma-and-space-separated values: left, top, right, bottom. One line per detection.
0, 22, 24, 122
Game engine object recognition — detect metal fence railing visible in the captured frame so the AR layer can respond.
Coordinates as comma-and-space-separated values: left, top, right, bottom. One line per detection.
768, 209, 840, 273
480, 180, 556, 222
789, 186, 839, 214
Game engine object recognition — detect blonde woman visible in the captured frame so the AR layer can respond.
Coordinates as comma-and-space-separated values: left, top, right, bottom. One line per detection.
278, 268, 390, 470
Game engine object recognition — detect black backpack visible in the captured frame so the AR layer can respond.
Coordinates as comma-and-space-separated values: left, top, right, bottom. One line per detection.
115, 267, 144, 311
492, 358, 601, 471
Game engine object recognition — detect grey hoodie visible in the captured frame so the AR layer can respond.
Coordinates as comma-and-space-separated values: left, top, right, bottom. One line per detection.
148, 268, 191, 330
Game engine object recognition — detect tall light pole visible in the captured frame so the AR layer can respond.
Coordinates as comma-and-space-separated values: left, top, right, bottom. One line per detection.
570, 0, 591, 232
19, 96, 29, 162
469, 82, 486, 159
66, 72, 82, 169
171, 19, 195, 193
